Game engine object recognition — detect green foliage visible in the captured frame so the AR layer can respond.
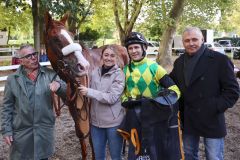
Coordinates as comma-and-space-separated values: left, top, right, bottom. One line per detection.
3, 0, 30, 10
135, 0, 173, 40
8, 39, 34, 45
78, 27, 101, 41
0, 1, 33, 40
177, 0, 236, 34
217, 0, 240, 33
80, 0, 116, 40
40, 0, 94, 33
136, 0, 236, 39
41, 0, 91, 18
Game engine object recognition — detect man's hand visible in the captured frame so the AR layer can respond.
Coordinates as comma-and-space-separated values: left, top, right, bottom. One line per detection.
3, 135, 13, 146
49, 81, 60, 92
78, 85, 88, 96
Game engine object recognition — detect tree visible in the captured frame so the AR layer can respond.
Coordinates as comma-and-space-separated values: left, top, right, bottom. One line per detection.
178, 0, 235, 33
154, 0, 236, 67
0, 0, 44, 50
157, 0, 185, 66
41, 0, 95, 35
217, 0, 239, 34
112, 0, 146, 45
32, 0, 41, 51
78, 27, 101, 47
0, 1, 33, 45
90, 1, 116, 37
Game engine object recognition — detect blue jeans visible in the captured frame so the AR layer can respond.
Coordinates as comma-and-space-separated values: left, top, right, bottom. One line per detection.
91, 125, 123, 160
183, 134, 224, 160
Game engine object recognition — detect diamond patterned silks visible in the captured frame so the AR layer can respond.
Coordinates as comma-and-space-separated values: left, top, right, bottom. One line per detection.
123, 58, 166, 100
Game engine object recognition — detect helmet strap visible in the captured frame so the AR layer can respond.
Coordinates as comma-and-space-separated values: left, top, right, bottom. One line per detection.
141, 44, 146, 57
126, 50, 133, 72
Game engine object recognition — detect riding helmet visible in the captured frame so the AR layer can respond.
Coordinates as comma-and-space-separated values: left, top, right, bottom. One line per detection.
125, 32, 148, 48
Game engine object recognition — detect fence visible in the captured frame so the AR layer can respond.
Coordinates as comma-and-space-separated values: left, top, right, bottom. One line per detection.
0, 47, 18, 56
0, 61, 51, 92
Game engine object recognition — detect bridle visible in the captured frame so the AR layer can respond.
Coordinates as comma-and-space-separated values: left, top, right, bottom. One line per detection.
47, 29, 90, 124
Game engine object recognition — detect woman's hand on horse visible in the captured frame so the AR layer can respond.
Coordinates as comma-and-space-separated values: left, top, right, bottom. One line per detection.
49, 81, 61, 92
79, 85, 88, 95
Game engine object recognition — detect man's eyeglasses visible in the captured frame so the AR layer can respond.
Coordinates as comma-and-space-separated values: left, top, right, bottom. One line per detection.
20, 52, 38, 59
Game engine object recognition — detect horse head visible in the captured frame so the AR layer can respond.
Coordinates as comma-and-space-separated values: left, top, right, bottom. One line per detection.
44, 12, 90, 82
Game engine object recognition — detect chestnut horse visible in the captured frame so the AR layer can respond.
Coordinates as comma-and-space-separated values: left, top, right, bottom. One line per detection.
44, 12, 128, 159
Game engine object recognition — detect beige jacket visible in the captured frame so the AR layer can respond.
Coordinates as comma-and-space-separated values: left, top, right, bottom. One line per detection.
87, 65, 125, 128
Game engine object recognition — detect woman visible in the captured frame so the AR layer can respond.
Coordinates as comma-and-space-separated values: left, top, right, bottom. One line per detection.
79, 45, 125, 160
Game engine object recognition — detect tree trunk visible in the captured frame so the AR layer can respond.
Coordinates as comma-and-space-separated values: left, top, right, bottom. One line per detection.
7, 27, 10, 45
68, 0, 95, 37
157, 0, 185, 67
68, 16, 77, 35
113, 0, 145, 46
39, 11, 45, 49
32, 0, 40, 51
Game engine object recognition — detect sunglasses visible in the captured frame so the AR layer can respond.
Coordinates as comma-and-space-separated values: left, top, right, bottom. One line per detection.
20, 52, 38, 59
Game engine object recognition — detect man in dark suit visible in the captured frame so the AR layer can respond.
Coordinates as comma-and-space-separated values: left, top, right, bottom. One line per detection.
170, 27, 239, 160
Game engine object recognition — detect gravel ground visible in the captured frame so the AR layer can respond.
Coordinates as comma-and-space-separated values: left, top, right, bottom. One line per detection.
1, 100, 240, 160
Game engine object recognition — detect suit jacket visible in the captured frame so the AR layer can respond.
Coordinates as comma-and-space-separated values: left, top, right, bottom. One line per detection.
170, 48, 239, 138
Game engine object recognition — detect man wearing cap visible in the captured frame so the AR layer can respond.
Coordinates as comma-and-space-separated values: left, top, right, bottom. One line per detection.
117, 32, 183, 160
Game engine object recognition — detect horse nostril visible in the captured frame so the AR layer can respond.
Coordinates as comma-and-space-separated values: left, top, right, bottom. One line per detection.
78, 64, 84, 71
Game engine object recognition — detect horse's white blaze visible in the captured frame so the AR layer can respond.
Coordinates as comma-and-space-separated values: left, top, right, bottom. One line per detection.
60, 29, 90, 71
60, 29, 74, 43
75, 51, 90, 69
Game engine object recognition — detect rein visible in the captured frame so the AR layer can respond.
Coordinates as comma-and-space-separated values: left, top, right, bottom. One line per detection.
51, 72, 63, 117
75, 76, 90, 121
47, 35, 91, 120
51, 59, 90, 121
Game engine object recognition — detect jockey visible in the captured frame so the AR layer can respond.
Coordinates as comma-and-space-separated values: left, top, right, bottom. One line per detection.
117, 32, 184, 160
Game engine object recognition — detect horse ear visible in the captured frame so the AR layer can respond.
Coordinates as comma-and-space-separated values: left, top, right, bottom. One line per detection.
45, 11, 53, 30
60, 13, 69, 25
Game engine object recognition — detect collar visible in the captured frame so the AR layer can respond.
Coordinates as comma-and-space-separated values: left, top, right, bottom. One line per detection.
185, 44, 206, 58
98, 64, 119, 75
101, 65, 115, 76
131, 57, 147, 66
15, 64, 44, 77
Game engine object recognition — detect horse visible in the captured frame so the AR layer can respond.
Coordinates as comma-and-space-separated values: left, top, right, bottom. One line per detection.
44, 12, 129, 159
